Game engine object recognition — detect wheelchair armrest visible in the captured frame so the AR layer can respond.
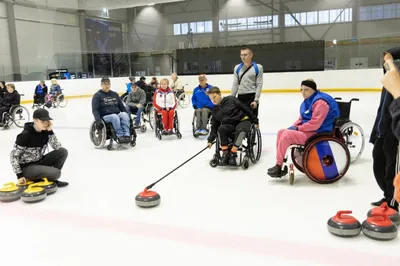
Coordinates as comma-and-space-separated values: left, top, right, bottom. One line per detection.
350, 98, 359, 102
334, 97, 342, 101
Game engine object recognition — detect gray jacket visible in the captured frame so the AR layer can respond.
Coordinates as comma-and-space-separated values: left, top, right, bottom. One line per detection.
126, 88, 146, 107
231, 63, 263, 101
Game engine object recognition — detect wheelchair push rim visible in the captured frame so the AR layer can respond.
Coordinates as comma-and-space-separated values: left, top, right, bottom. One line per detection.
56, 94, 68, 108
303, 137, 350, 184
248, 125, 262, 164
89, 121, 107, 149
12, 106, 31, 128
340, 122, 365, 163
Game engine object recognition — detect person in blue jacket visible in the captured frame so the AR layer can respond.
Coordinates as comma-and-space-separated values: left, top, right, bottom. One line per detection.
192, 74, 215, 136
92, 77, 131, 144
33, 80, 48, 106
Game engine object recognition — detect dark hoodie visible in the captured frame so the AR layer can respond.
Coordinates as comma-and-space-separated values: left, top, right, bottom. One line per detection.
92, 89, 127, 121
0, 81, 6, 99
10, 122, 62, 178
0, 89, 20, 107
370, 47, 400, 144
207, 95, 259, 143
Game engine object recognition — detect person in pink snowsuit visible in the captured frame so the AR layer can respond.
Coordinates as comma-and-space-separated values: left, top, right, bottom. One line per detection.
267, 79, 340, 178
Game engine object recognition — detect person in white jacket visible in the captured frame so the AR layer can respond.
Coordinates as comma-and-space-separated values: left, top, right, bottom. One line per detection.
153, 78, 177, 134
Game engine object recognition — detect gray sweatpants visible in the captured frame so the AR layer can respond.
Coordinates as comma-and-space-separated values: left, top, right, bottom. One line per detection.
22, 147, 68, 181
195, 108, 211, 130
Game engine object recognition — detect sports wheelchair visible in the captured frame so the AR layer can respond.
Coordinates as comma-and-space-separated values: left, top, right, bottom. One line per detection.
281, 125, 350, 185
334, 97, 364, 163
191, 110, 212, 138
175, 84, 190, 109
89, 116, 137, 150
1, 100, 30, 129
126, 102, 155, 133
209, 124, 262, 170
154, 109, 182, 140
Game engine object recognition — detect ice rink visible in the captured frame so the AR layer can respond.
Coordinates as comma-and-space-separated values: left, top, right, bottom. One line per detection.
1, 92, 399, 266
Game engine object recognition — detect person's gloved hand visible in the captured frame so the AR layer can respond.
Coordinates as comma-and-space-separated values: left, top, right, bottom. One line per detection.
287, 126, 297, 130
95, 121, 104, 131
193, 105, 197, 110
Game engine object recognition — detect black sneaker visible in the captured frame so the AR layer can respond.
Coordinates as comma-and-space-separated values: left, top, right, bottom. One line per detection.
54, 180, 69, 187
371, 198, 386, 206
267, 165, 288, 178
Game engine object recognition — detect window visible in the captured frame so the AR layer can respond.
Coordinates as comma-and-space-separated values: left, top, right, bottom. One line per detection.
307, 11, 318, 25
371, 5, 383, 20
196, 21, 205, 33
318, 10, 329, 24
338, 8, 352, 22
272, 15, 279, 27
359, 6, 370, 20
247, 17, 257, 30
204, 21, 212, 33
397, 3, 400, 17
226, 18, 238, 31
257, 16, 270, 29
189, 22, 197, 33
383, 4, 395, 19
219, 20, 225, 31
237, 18, 247, 30
285, 14, 297, 27
329, 9, 341, 23
181, 23, 188, 34
173, 24, 181, 35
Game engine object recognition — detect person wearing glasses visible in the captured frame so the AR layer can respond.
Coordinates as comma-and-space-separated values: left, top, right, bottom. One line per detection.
231, 47, 263, 117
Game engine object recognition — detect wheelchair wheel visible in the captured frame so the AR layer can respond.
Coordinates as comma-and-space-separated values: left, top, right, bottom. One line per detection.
149, 107, 156, 130
303, 136, 350, 184
242, 156, 249, 170
340, 122, 365, 163
89, 121, 107, 149
178, 93, 190, 108
290, 148, 304, 173
56, 94, 68, 108
192, 113, 199, 138
123, 95, 128, 104
248, 125, 262, 164
11, 106, 30, 128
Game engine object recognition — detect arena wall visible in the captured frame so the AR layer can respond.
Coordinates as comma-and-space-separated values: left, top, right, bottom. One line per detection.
11, 68, 384, 104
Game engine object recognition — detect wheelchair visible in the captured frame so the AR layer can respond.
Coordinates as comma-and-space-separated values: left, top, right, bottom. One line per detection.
191, 110, 212, 138
89, 115, 137, 150
209, 124, 262, 170
175, 86, 190, 109
334, 97, 364, 163
281, 125, 351, 185
154, 109, 182, 140
53, 89, 68, 108
2, 100, 30, 129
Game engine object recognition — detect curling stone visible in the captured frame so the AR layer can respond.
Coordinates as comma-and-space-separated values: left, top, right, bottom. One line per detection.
135, 189, 160, 208
327, 210, 362, 237
16, 180, 34, 191
0, 182, 23, 202
367, 202, 400, 226
362, 213, 398, 241
21, 184, 47, 203
35, 178, 57, 195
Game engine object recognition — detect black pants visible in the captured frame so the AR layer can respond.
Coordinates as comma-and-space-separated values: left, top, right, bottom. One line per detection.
34, 94, 45, 104
238, 93, 258, 118
21, 147, 68, 181
373, 136, 399, 208
218, 120, 251, 148
0, 106, 9, 123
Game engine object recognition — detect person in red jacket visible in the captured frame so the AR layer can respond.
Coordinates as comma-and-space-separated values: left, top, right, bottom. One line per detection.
153, 78, 177, 135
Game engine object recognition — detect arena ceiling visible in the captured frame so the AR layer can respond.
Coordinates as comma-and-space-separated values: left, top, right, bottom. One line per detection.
8, 0, 185, 10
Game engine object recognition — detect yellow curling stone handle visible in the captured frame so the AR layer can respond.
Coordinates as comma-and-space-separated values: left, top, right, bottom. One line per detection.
0, 182, 19, 192
36, 178, 53, 186
24, 184, 44, 193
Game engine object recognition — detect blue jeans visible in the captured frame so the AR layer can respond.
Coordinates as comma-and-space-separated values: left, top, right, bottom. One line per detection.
127, 105, 144, 125
102, 112, 130, 137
